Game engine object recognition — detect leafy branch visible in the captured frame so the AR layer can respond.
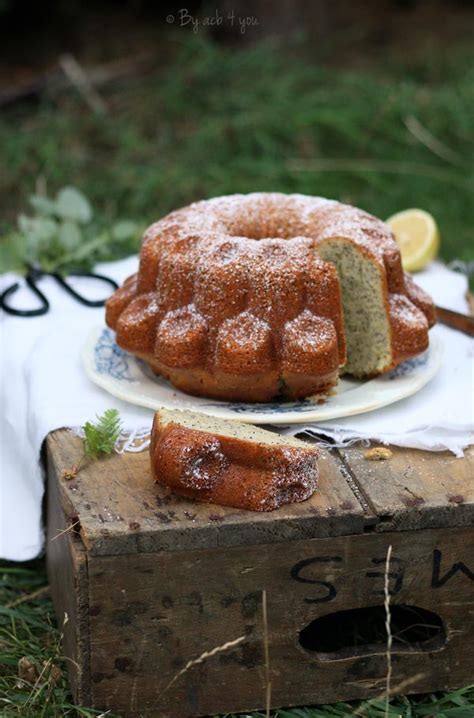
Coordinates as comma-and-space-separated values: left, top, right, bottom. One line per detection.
62, 409, 122, 480
0, 185, 143, 275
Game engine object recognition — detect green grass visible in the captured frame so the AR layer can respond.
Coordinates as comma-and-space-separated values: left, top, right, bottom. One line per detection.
0, 563, 99, 716
1, 34, 473, 716
0, 35, 473, 265
1, 562, 473, 717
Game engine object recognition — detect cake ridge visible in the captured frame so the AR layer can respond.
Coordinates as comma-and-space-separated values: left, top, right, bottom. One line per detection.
106, 193, 435, 401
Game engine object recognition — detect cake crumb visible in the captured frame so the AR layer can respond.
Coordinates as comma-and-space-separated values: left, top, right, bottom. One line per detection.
364, 446, 393, 461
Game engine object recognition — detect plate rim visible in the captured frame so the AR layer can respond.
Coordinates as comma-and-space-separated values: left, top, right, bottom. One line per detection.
82, 327, 442, 425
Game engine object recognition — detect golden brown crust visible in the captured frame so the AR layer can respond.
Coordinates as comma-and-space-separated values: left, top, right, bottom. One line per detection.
388, 294, 430, 366
403, 272, 437, 327
150, 414, 319, 511
106, 193, 435, 401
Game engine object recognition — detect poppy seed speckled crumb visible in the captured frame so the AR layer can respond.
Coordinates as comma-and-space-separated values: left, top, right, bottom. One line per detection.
106, 193, 435, 402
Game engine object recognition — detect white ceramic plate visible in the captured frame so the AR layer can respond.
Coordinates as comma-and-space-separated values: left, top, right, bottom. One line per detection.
82, 327, 442, 425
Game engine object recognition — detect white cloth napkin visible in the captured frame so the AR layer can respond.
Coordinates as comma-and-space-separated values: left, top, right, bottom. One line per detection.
1, 258, 472, 560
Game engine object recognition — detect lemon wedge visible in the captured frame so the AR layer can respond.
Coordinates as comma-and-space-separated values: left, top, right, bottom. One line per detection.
386, 208, 440, 272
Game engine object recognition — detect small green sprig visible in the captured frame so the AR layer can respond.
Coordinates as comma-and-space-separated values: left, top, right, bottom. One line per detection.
63, 409, 122, 480
83, 409, 122, 459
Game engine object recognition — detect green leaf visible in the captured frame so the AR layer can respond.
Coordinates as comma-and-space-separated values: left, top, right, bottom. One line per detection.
29, 194, 59, 216
58, 220, 82, 250
111, 220, 139, 242
18, 215, 58, 243
82, 409, 122, 459
52, 232, 110, 273
55, 187, 92, 224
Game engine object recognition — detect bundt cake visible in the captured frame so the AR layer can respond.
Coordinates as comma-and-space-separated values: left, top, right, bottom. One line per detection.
106, 193, 435, 402
150, 408, 319, 511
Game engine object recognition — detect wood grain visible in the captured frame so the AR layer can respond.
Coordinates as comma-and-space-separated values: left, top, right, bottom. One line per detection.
46, 431, 473, 553
435, 305, 474, 336
46, 430, 372, 556
340, 444, 474, 531
45, 449, 90, 704
86, 527, 474, 716
45, 430, 474, 716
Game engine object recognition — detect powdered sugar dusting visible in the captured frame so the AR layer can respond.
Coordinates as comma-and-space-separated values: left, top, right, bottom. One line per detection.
179, 437, 229, 491
107, 192, 434, 401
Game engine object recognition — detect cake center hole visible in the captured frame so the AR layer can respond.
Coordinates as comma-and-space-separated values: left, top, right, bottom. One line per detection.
227, 217, 298, 241
230, 228, 295, 241
299, 604, 446, 660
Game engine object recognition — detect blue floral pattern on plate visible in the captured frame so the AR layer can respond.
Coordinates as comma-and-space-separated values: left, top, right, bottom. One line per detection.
84, 326, 440, 424
94, 328, 430, 402
201, 349, 428, 413
201, 399, 317, 414
94, 328, 134, 382
387, 351, 429, 379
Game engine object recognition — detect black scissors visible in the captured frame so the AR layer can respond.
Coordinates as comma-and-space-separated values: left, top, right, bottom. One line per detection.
0, 262, 119, 317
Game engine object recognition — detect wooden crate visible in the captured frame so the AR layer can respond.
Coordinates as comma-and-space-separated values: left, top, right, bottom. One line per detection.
46, 430, 474, 717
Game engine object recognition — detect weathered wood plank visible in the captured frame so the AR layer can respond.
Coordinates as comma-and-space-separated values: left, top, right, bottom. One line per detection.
46, 430, 372, 556
45, 443, 90, 705
45, 429, 474, 716
340, 444, 474, 532
86, 527, 474, 717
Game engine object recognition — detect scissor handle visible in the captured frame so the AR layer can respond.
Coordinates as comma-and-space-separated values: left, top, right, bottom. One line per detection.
0, 269, 119, 316
52, 271, 119, 307
0, 276, 50, 317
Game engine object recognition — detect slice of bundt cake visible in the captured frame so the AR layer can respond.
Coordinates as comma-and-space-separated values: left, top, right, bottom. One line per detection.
150, 408, 319, 511
106, 193, 435, 401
